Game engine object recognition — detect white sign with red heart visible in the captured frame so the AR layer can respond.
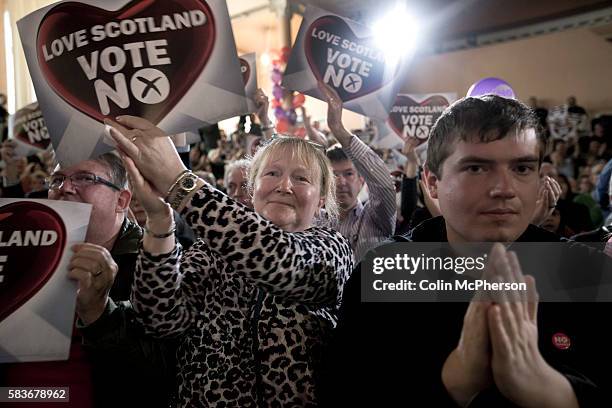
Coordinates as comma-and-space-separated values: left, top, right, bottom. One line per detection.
239, 52, 258, 114
8, 102, 51, 157
0, 198, 91, 363
18, 0, 246, 167
372, 92, 457, 149
283, 5, 410, 120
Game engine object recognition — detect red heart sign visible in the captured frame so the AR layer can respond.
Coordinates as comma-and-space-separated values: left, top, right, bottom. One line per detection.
239, 57, 250, 86
0, 202, 67, 323
36, 0, 216, 124
12, 103, 50, 151
387, 95, 450, 144
304, 15, 398, 102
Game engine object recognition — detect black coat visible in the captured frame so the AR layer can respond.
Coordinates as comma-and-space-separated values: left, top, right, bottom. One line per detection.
80, 220, 178, 408
319, 217, 611, 407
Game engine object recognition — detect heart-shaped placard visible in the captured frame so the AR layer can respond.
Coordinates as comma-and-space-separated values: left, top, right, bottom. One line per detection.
239, 57, 250, 86
304, 15, 396, 102
387, 95, 450, 143
36, 0, 216, 124
0, 202, 67, 323
12, 103, 50, 151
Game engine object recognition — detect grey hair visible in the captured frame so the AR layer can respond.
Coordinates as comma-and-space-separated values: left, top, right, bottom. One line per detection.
92, 152, 128, 189
53, 151, 128, 189
224, 159, 250, 187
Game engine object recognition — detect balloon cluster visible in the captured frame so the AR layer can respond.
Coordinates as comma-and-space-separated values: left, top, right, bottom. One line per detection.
270, 46, 306, 136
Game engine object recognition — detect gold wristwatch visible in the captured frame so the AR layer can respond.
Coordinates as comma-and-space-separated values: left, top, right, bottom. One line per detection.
166, 171, 198, 210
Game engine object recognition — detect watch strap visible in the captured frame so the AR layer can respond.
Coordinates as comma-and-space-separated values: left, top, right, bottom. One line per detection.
166, 172, 199, 211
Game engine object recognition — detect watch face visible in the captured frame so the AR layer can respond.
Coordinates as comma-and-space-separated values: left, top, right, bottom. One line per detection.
181, 176, 196, 190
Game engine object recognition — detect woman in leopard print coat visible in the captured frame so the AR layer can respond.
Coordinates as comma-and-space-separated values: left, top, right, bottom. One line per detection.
111, 119, 353, 408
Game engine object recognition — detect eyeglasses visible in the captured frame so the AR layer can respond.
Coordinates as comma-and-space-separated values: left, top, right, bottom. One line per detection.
46, 172, 121, 191
270, 134, 326, 151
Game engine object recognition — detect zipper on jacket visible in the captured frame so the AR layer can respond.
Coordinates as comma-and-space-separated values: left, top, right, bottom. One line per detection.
251, 288, 266, 407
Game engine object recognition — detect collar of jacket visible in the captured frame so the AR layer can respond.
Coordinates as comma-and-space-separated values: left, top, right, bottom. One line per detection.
110, 218, 143, 256
393, 216, 565, 243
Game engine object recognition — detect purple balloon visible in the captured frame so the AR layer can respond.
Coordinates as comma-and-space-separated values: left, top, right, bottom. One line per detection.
274, 106, 286, 119
272, 84, 284, 100
271, 69, 282, 84
288, 109, 297, 125
466, 77, 516, 99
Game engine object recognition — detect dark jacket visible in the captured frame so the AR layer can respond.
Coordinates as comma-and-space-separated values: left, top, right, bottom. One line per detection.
320, 217, 611, 407
80, 219, 178, 408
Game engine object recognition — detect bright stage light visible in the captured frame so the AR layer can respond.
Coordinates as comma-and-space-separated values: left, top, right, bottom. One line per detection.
372, 4, 420, 67
260, 52, 271, 66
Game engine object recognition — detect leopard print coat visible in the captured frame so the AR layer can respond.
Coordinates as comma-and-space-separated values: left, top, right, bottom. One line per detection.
131, 183, 353, 407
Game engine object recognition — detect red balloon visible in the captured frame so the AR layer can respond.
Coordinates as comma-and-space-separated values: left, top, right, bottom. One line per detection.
292, 93, 305, 108
294, 127, 307, 138
276, 119, 290, 133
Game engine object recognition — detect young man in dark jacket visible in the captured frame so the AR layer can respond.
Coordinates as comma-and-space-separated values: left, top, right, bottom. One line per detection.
321, 95, 611, 407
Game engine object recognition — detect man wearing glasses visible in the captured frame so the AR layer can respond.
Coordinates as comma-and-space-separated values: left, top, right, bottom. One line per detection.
2, 152, 176, 408
47, 155, 131, 266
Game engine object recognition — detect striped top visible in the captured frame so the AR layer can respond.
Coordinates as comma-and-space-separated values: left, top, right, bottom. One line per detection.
336, 136, 397, 262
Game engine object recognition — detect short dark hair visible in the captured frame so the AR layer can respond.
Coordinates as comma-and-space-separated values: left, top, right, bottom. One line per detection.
325, 144, 350, 163
93, 152, 128, 189
426, 95, 542, 178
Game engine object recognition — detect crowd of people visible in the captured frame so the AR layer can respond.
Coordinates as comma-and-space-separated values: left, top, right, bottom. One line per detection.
0, 84, 611, 407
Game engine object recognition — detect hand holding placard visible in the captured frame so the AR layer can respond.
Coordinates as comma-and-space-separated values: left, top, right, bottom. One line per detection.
106, 116, 186, 194
0, 199, 91, 363
19, 0, 246, 166
254, 89, 271, 128
68, 243, 118, 326
319, 81, 351, 146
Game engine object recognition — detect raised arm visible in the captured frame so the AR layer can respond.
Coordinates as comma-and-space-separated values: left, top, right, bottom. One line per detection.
319, 81, 396, 235
179, 181, 353, 305
109, 116, 353, 306
301, 106, 328, 146
254, 88, 275, 140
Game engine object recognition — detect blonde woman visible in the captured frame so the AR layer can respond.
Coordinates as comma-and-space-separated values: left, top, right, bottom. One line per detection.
109, 116, 353, 407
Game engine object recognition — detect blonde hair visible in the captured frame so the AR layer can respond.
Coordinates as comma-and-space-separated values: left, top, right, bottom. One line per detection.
247, 136, 338, 223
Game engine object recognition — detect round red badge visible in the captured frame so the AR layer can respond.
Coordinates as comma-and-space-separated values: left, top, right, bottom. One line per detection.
552, 332, 571, 350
